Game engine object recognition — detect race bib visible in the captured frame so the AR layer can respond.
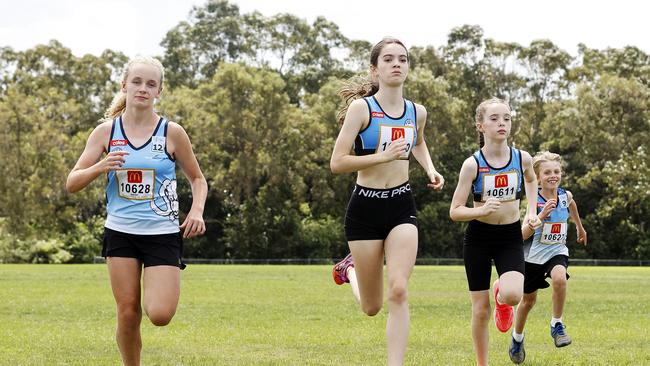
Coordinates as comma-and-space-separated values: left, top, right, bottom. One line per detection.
376, 125, 415, 160
558, 193, 569, 208
115, 169, 155, 200
540, 222, 568, 245
151, 136, 165, 154
482, 171, 518, 201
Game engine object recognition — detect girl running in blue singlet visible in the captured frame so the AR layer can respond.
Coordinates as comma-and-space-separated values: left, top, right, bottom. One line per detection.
330, 37, 444, 366
66, 56, 207, 366
508, 151, 587, 364
449, 98, 541, 366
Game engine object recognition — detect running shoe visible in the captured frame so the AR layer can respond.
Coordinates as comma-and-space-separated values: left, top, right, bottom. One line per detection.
551, 322, 572, 347
509, 336, 525, 364
332, 253, 354, 285
493, 279, 514, 332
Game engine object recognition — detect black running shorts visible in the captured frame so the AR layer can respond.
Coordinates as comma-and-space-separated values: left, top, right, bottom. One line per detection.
463, 220, 524, 291
102, 227, 186, 269
344, 181, 418, 241
523, 255, 570, 294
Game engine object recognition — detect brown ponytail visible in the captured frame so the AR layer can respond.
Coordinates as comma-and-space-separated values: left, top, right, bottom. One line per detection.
336, 37, 408, 126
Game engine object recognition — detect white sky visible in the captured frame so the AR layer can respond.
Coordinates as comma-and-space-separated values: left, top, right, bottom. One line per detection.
1, 0, 649, 58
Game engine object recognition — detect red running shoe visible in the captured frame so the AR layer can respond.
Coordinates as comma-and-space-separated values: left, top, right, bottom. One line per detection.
332, 253, 354, 285
493, 279, 514, 332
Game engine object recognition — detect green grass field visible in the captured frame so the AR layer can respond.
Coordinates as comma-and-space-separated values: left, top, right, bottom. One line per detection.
1, 265, 649, 365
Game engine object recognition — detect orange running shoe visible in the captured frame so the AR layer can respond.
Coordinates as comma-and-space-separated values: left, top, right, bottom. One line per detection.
332, 253, 354, 285
493, 279, 514, 332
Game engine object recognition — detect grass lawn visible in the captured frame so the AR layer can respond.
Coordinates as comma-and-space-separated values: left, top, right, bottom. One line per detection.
1, 264, 649, 365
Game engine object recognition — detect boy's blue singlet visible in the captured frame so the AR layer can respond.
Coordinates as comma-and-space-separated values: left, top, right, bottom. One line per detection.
527, 187, 571, 264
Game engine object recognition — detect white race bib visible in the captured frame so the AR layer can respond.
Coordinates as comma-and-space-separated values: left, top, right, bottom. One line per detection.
376, 125, 415, 160
540, 222, 568, 245
151, 136, 165, 154
115, 169, 155, 200
482, 171, 518, 201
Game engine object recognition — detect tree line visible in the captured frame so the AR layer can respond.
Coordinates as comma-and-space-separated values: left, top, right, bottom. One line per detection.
0, 0, 648, 263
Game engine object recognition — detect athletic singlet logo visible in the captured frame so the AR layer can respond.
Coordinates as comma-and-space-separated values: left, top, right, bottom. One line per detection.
494, 174, 509, 188
550, 224, 562, 234
127, 170, 142, 183
478, 167, 490, 173
391, 127, 405, 140
110, 139, 128, 147
150, 178, 179, 221
371, 111, 385, 118
404, 119, 414, 126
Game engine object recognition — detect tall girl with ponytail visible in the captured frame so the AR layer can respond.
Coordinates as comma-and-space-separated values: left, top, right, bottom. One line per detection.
330, 37, 444, 366
449, 98, 540, 366
66, 56, 207, 366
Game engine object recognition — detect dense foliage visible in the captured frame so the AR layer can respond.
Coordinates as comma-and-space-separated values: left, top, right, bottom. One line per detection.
1, 1, 648, 262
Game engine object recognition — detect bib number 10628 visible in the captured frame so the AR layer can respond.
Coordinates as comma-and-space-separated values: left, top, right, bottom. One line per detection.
115, 169, 155, 200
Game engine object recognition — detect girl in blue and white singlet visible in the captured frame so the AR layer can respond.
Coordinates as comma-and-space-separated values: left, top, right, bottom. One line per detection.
105, 115, 179, 235
66, 56, 207, 366
510, 151, 587, 361
330, 38, 444, 366
450, 98, 541, 366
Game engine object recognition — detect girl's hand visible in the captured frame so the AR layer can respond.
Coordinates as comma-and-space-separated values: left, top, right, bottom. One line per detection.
524, 212, 542, 230
179, 209, 206, 238
577, 227, 588, 246
427, 170, 444, 190
480, 198, 501, 216
379, 138, 407, 162
97, 151, 129, 172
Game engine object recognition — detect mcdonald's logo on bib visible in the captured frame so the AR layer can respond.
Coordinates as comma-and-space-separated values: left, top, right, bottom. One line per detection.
550, 223, 562, 234
127, 170, 143, 183
494, 174, 509, 188
392, 127, 405, 140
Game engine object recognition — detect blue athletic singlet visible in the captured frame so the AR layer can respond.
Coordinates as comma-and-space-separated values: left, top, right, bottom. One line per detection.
105, 116, 179, 235
353, 96, 417, 159
471, 147, 523, 202
526, 188, 570, 264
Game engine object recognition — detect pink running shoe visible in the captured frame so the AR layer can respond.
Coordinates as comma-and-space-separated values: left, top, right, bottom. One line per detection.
332, 253, 354, 285
493, 279, 514, 332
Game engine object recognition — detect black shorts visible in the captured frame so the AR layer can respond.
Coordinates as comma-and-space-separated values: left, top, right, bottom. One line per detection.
102, 228, 186, 269
523, 255, 570, 294
344, 181, 418, 241
463, 220, 524, 291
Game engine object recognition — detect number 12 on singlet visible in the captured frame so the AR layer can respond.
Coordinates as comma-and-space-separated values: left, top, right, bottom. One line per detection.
376, 125, 415, 160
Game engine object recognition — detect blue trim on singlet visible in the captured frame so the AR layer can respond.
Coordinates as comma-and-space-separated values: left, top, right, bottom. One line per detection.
471, 147, 524, 202
105, 116, 179, 234
527, 187, 571, 264
353, 96, 418, 157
